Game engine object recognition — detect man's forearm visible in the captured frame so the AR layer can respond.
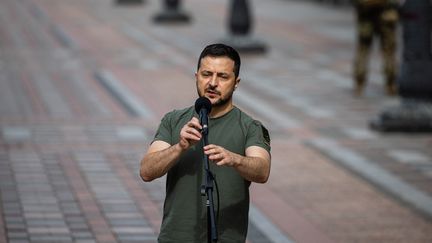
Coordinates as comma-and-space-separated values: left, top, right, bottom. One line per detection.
233, 154, 270, 183
140, 143, 183, 182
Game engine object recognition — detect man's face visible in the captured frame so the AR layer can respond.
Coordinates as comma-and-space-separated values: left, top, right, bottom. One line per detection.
195, 56, 239, 107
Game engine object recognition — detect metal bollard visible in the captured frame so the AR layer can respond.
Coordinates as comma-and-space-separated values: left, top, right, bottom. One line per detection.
153, 0, 191, 23
220, 0, 267, 53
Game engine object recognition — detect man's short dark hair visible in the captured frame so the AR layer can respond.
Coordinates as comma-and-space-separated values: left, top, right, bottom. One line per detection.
197, 43, 241, 78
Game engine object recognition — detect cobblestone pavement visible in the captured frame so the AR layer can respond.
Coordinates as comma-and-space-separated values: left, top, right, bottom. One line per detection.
1, 0, 432, 242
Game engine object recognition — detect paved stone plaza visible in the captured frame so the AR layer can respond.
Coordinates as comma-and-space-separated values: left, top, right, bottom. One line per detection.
1, 0, 432, 242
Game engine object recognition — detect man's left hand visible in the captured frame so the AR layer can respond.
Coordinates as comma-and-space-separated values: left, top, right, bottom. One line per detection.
204, 144, 237, 167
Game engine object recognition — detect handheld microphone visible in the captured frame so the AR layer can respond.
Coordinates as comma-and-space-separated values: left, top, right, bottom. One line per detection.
194, 97, 212, 135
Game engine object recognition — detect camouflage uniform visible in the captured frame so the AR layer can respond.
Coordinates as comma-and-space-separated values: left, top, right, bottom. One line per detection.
353, 0, 399, 95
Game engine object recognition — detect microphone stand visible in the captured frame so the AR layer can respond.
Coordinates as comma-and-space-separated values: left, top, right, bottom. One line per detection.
200, 111, 218, 243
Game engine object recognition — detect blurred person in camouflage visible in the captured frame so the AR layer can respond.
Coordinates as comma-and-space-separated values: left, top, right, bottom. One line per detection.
353, 0, 400, 96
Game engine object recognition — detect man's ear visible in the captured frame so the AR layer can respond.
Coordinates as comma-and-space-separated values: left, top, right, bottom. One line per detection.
235, 78, 241, 89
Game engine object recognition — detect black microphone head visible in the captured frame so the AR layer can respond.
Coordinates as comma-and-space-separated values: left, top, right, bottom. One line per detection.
195, 97, 212, 114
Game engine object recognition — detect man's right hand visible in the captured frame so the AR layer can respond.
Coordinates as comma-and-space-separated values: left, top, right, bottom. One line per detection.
179, 117, 202, 150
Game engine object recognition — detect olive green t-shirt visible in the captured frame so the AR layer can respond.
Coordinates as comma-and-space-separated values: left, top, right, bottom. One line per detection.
153, 106, 270, 243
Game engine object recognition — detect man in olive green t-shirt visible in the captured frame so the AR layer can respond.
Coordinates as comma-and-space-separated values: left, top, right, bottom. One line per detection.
140, 43, 271, 242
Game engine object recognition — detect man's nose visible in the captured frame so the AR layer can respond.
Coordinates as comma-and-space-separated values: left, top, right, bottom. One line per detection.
209, 75, 218, 87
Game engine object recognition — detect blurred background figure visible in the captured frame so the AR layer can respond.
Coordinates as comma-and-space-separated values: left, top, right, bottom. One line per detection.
353, 0, 400, 96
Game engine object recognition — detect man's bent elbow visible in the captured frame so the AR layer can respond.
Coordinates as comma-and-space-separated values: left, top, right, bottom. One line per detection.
139, 160, 155, 182
257, 173, 269, 184
140, 169, 155, 182
257, 166, 270, 183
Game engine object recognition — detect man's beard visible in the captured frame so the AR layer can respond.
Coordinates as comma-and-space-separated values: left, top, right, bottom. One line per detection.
212, 93, 232, 107
197, 87, 234, 108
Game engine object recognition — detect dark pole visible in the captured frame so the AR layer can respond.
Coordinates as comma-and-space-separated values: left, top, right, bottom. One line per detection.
153, 0, 191, 23
398, 0, 432, 99
221, 0, 267, 54
370, 0, 432, 132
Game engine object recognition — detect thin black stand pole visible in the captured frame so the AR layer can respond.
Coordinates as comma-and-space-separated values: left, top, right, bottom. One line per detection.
200, 114, 218, 242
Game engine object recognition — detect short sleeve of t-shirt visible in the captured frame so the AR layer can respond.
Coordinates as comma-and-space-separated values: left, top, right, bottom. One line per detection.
153, 112, 173, 145
246, 120, 271, 153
